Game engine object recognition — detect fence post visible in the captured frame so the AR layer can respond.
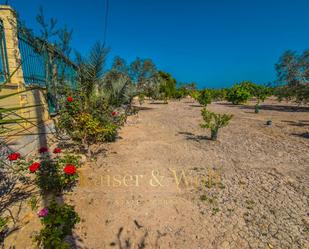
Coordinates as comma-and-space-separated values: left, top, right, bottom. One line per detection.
0, 5, 24, 86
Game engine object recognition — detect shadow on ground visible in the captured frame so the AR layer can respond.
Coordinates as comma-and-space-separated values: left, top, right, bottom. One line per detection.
189, 104, 203, 108
217, 102, 309, 112
291, 132, 309, 139
109, 224, 148, 249
282, 120, 309, 127
132, 106, 154, 111
149, 102, 168, 105
178, 131, 211, 142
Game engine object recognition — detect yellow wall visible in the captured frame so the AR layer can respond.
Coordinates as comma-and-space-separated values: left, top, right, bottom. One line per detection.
0, 5, 51, 134
0, 5, 24, 85
0, 86, 50, 131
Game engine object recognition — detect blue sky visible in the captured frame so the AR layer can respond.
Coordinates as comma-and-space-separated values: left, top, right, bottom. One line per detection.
9, 0, 309, 88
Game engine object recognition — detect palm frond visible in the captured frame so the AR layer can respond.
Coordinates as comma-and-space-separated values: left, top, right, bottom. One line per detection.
0, 104, 42, 114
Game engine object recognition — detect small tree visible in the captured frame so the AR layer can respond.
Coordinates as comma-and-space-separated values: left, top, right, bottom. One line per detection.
200, 108, 233, 140
226, 84, 251, 104
210, 88, 227, 101
158, 71, 177, 103
197, 89, 212, 106
173, 88, 187, 100
253, 85, 272, 113
274, 49, 309, 104
57, 98, 118, 157
190, 91, 200, 102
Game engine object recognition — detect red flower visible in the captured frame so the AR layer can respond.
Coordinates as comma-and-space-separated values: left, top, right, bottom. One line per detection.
39, 147, 48, 153
112, 111, 117, 116
53, 147, 62, 154
67, 96, 73, 102
29, 162, 40, 173
8, 152, 21, 161
63, 164, 76, 175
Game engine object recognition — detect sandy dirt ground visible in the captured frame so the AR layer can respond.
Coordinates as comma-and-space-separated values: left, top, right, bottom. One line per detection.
3, 98, 309, 249
65, 99, 309, 249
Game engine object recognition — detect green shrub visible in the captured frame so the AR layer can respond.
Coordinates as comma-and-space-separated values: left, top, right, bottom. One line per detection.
102, 122, 119, 142
238, 81, 257, 95
173, 88, 187, 100
0, 216, 8, 233
274, 84, 309, 104
57, 97, 119, 156
200, 108, 233, 140
226, 84, 251, 104
39, 153, 80, 194
197, 89, 212, 106
158, 71, 177, 102
35, 200, 80, 249
227, 82, 273, 112
253, 85, 272, 113
190, 91, 200, 101
210, 89, 227, 101
138, 93, 145, 105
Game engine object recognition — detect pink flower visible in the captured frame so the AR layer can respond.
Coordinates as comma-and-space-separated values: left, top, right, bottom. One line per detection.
38, 208, 48, 218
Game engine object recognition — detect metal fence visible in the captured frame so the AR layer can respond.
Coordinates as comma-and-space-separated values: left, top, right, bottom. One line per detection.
55, 57, 78, 90
17, 32, 77, 89
18, 35, 47, 87
0, 21, 9, 83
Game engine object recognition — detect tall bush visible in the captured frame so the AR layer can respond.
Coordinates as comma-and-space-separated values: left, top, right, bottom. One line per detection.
197, 89, 212, 106
226, 84, 251, 104
57, 96, 118, 156
210, 89, 227, 101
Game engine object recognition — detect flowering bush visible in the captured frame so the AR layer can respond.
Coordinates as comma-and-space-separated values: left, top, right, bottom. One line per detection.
9, 148, 81, 194
57, 96, 119, 156
7, 147, 81, 247
5, 152, 31, 184
34, 199, 80, 249
35, 153, 80, 194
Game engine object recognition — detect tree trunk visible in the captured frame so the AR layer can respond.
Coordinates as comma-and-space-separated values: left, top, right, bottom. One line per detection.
211, 129, 218, 141
82, 137, 92, 157
255, 104, 260, 113
86, 145, 92, 158
255, 102, 260, 113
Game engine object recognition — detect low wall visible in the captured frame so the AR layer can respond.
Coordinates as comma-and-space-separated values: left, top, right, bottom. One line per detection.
0, 84, 56, 155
